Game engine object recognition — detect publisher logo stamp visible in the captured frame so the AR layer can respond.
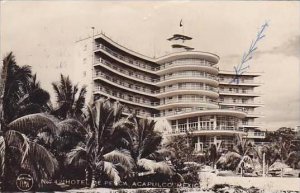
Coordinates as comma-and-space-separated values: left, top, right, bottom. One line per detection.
16, 174, 34, 191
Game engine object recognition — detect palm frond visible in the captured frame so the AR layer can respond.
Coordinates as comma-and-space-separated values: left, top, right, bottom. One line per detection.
4, 130, 30, 163
8, 113, 58, 135
140, 134, 162, 159
137, 158, 174, 175
66, 146, 87, 168
52, 82, 64, 104
74, 86, 87, 117
102, 161, 121, 186
28, 141, 58, 177
111, 117, 134, 137
103, 149, 134, 171
147, 148, 175, 160
57, 119, 87, 136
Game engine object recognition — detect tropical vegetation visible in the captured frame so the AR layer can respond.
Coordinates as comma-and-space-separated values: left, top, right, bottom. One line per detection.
0, 52, 299, 191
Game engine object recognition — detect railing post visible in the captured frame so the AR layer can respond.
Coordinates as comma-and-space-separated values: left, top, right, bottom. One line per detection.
263, 152, 266, 177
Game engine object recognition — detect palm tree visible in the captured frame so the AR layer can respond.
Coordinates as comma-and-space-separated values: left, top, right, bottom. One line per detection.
16, 74, 51, 118
52, 74, 86, 120
164, 133, 201, 183
0, 113, 59, 190
1, 53, 50, 124
0, 112, 87, 190
65, 99, 134, 188
131, 118, 174, 177
2, 52, 32, 123
216, 135, 254, 174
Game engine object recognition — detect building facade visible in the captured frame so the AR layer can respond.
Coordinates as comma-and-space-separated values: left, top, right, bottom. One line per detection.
75, 31, 265, 153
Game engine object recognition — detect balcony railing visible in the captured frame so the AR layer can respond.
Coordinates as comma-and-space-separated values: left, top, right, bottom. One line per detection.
94, 44, 156, 71
159, 72, 218, 82
169, 125, 245, 134
95, 58, 218, 85
219, 79, 262, 85
242, 122, 262, 126
154, 85, 218, 94
94, 44, 218, 72
245, 111, 263, 116
93, 86, 159, 107
219, 90, 260, 95
161, 98, 218, 105
220, 100, 262, 105
153, 59, 218, 71
93, 71, 220, 96
153, 106, 246, 117
93, 71, 156, 94
94, 58, 157, 83
246, 131, 265, 138
93, 85, 217, 107
122, 107, 153, 117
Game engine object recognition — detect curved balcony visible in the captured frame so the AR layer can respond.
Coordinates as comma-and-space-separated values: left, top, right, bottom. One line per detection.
93, 85, 219, 111
155, 51, 219, 65
154, 59, 218, 75
154, 106, 247, 120
93, 86, 158, 109
156, 98, 218, 110
93, 58, 157, 85
155, 73, 219, 87
93, 71, 156, 96
167, 125, 246, 136
155, 85, 218, 98
94, 44, 156, 73
94, 58, 219, 86
122, 106, 154, 118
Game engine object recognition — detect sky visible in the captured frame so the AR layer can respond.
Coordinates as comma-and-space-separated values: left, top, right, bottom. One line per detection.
1, 1, 299, 130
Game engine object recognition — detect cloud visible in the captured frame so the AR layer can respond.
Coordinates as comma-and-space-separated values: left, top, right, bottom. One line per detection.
256, 35, 300, 59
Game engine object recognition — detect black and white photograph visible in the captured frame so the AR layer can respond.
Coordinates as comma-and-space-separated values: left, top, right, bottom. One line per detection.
0, 1, 299, 192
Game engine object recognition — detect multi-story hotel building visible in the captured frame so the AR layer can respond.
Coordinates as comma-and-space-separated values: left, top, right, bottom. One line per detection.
74, 30, 265, 152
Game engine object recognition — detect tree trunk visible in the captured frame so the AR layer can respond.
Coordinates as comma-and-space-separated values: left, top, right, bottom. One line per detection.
90, 169, 96, 188
85, 168, 89, 187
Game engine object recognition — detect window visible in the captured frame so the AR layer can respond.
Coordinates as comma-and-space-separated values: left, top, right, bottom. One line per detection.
83, 58, 87, 64
128, 96, 133, 101
83, 71, 86, 77
83, 45, 87, 51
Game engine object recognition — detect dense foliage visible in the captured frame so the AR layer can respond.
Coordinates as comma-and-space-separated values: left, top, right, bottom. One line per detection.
1, 52, 299, 191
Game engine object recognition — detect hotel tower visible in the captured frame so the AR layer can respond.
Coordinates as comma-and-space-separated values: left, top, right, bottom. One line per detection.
74, 29, 265, 152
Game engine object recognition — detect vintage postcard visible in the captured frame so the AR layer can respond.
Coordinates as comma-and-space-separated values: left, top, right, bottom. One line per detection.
0, 1, 299, 192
